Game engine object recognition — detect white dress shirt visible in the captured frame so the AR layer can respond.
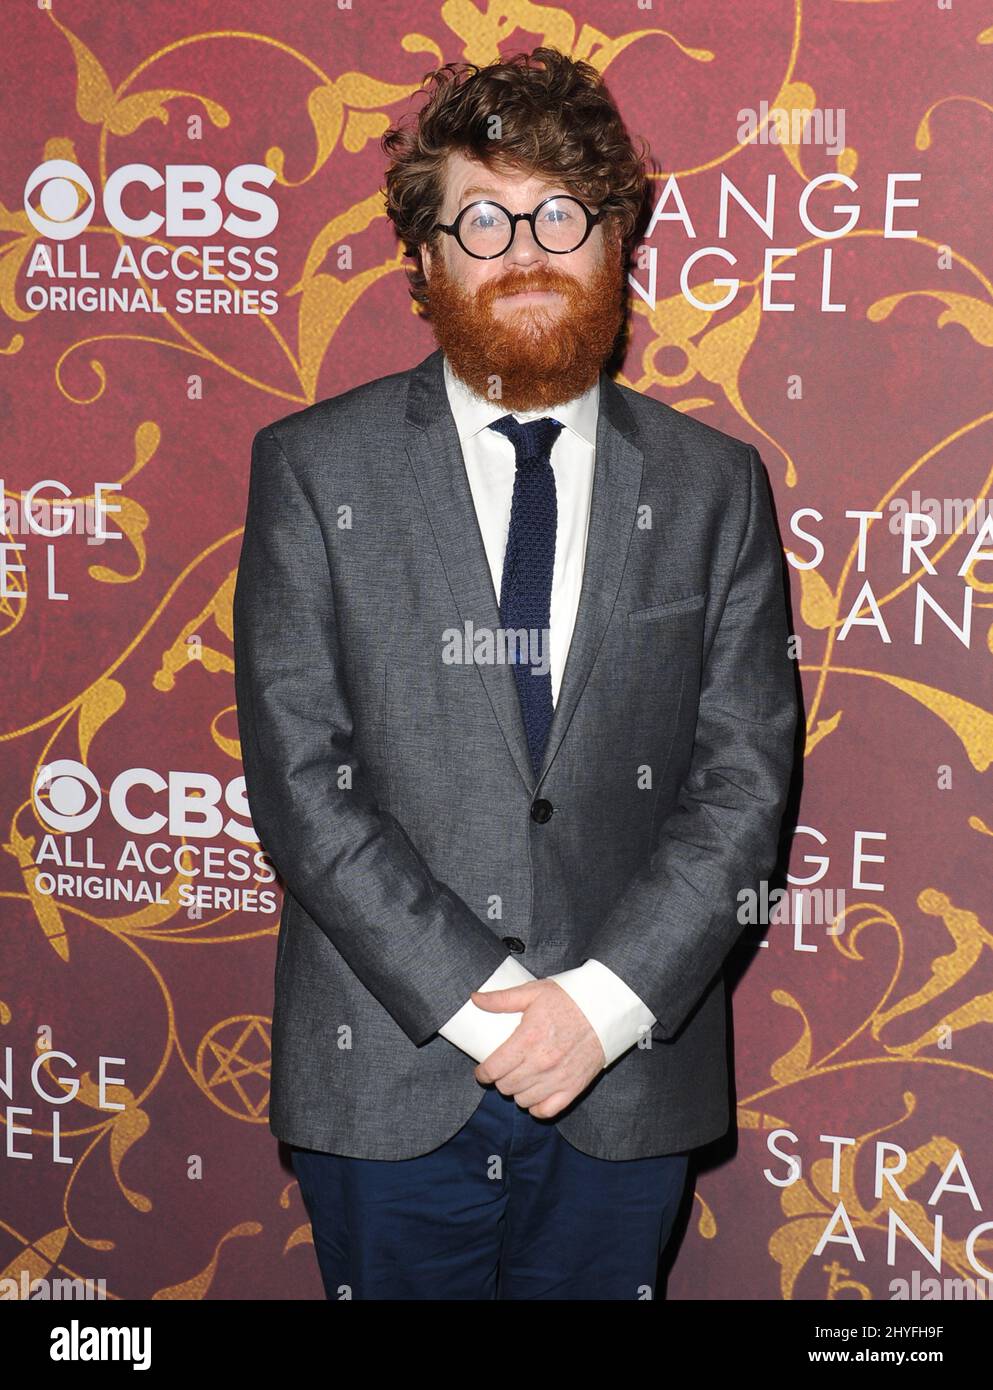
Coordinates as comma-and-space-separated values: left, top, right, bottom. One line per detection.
436, 354, 657, 1070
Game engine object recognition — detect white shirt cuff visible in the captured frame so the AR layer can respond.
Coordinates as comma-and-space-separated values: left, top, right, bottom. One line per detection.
438, 955, 537, 1063
547, 959, 657, 1067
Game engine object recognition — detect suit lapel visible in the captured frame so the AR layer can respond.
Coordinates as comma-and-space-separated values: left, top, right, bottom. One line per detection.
535, 365, 645, 789
403, 346, 645, 794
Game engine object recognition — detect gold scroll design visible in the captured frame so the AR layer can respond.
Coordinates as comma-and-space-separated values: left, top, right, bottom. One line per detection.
624, 2, 992, 490
0, 1109, 261, 1299
0, 1024, 269, 1295
438, 0, 714, 70
630, 236, 993, 494
0, 1037, 152, 1290
0, 477, 266, 1261
280, 1181, 315, 1260
1, 585, 276, 1242
0, 14, 428, 405
3, 525, 255, 962
793, 410, 993, 767
735, 890, 993, 1296
0, 420, 159, 646
769, 1124, 992, 1301
0, 1212, 262, 1300
617, 0, 836, 481
0, 8, 717, 407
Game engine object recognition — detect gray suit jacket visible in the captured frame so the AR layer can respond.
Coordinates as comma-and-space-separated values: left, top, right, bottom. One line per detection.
232, 345, 798, 1160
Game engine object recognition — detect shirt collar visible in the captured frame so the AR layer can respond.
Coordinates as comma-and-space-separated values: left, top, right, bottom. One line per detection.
442, 353, 599, 448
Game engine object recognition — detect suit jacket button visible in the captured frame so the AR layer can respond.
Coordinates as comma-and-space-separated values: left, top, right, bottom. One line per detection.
530, 798, 553, 823
502, 936, 526, 953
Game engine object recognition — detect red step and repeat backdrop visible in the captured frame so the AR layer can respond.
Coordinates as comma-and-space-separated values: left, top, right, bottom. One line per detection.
2, 1, 991, 1302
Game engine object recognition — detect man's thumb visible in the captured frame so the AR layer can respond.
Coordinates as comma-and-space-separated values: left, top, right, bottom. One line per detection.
470, 985, 531, 1010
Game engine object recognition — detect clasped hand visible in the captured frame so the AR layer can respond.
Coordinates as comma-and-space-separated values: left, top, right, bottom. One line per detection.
470, 978, 606, 1119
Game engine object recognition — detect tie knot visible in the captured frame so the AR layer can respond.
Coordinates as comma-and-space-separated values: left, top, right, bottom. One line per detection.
487, 414, 564, 465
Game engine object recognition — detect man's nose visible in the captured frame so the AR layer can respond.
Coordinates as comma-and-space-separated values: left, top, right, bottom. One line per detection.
503, 218, 548, 267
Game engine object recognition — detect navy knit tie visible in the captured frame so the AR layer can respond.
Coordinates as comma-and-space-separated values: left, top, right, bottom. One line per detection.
487, 414, 565, 778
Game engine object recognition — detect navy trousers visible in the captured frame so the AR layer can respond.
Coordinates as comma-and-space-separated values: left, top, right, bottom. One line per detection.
290, 1084, 690, 1300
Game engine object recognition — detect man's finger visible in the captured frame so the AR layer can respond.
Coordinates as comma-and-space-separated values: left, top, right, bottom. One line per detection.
507, 1074, 561, 1108
527, 1090, 573, 1119
469, 984, 537, 1010
473, 1018, 537, 1084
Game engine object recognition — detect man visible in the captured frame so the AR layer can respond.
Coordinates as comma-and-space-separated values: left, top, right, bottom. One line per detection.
232, 48, 798, 1300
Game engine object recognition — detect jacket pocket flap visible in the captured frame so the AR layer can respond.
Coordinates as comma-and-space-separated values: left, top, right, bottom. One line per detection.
627, 592, 706, 622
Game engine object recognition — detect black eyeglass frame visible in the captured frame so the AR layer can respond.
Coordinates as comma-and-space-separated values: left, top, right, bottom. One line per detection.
432, 195, 604, 259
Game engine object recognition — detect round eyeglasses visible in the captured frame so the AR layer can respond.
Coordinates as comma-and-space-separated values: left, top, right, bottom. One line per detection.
432, 196, 603, 259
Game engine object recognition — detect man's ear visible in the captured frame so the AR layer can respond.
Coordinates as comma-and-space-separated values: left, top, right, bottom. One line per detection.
421, 241, 433, 278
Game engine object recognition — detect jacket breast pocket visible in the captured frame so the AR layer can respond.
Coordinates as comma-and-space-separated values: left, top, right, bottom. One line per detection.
627, 592, 706, 624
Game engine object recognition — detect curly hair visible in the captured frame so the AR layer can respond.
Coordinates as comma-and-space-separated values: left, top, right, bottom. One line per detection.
381, 47, 651, 307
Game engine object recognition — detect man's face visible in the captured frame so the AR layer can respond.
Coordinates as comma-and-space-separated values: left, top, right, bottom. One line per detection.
420, 151, 626, 411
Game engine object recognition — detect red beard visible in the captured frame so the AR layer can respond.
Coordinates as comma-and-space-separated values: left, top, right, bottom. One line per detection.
423, 233, 626, 411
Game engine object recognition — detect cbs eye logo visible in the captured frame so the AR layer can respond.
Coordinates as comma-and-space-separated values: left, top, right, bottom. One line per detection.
34, 760, 102, 831
24, 160, 97, 240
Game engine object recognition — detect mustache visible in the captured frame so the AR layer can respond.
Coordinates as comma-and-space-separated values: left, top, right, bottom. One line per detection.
480, 270, 578, 302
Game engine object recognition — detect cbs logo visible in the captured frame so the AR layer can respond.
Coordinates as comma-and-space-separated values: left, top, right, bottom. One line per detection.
24, 160, 278, 241
34, 759, 254, 839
